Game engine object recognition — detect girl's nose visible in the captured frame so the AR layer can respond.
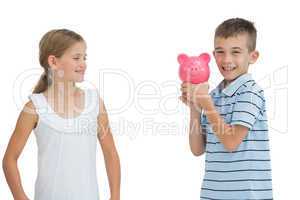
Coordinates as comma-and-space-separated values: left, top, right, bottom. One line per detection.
80, 61, 87, 70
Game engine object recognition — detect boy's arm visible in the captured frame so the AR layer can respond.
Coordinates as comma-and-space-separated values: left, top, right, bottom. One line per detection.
179, 94, 206, 156
189, 108, 206, 156
202, 98, 248, 152
2, 101, 37, 200
182, 82, 264, 152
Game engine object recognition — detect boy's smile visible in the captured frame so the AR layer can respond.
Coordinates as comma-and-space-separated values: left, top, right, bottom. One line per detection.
213, 34, 259, 85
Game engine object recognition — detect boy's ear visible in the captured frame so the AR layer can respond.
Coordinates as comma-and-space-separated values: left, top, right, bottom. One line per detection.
212, 50, 216, 59
48, 55, 58, 70
249, 50, 259, 64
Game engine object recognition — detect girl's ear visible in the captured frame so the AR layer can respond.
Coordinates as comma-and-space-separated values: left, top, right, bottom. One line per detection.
48, 55, 58, 70
177, 54, 189, 64
249, 50, 259, 64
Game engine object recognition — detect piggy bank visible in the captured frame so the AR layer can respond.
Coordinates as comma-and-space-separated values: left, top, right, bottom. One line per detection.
178, 53, 210, 84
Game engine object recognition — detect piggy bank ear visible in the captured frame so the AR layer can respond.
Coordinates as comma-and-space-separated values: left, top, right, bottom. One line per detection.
199, 53, 210, 63
177, 54, 189, 64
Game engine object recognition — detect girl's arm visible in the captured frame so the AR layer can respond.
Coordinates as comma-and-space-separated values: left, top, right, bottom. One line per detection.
2, 101, 38, 200
97, 98, 121, 200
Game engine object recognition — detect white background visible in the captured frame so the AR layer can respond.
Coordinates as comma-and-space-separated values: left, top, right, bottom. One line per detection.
0, 0, 298, 199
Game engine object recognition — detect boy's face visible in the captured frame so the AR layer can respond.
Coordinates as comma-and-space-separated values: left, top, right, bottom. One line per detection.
213, 34, 259, 84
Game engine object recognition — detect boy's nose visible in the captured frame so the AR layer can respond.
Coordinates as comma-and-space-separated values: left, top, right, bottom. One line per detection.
223, 53, 233, 64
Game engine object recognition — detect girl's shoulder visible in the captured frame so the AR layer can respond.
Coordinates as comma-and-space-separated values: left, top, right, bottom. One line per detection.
24, 99, 39, 116
18, 99, 39, 129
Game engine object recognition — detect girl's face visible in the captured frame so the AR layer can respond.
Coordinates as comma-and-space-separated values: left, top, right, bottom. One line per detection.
51, 41, 87, 83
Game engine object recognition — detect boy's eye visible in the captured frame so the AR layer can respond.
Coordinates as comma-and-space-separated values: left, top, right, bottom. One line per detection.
73, 57, 80, 60
232, 51, 240, 54
215, 51, 224, 54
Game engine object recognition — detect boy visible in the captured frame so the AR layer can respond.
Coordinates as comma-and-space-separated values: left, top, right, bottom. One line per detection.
180, 18, 273, 199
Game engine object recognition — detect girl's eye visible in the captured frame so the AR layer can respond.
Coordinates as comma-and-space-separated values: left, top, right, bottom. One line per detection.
232, 51, 240, 54
73, 57, 80, 60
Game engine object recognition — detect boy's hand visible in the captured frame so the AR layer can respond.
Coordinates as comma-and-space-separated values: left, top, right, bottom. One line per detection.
179, 82, 200, 112
180, 82, 211, 110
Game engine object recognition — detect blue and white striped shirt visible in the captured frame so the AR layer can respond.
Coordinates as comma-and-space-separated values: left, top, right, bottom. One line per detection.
200, 73, 273, 200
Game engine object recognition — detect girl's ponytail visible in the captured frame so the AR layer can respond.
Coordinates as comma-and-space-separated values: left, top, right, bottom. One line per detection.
32, 70, 52, 93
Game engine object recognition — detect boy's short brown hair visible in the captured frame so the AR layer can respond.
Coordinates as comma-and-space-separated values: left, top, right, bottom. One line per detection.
215, 18, 257, 52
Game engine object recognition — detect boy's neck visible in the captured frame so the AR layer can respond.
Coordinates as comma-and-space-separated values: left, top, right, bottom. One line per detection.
223, 73, 248, 88
223, 80, 232, 88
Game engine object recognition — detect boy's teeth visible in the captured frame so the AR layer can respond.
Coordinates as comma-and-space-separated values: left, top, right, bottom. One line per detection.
223, 66, 235, 71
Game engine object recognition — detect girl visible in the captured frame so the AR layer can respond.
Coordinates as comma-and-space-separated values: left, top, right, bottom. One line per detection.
2, 29, 121, 200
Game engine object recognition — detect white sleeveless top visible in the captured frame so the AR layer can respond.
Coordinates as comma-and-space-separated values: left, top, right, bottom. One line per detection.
28, 89, 100, 200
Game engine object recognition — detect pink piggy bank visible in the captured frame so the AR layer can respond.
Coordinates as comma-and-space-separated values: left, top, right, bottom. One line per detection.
178, 53, 210, 84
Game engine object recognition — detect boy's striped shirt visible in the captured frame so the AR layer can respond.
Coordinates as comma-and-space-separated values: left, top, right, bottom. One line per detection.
200, 73, 273, 200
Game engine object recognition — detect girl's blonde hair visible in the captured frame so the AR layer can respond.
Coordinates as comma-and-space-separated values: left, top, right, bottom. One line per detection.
33, 29, 84, 93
